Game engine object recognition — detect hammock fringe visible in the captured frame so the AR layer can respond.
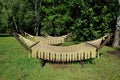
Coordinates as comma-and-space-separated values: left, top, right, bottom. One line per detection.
23, 31, 72, 45
13, 32, 113, 62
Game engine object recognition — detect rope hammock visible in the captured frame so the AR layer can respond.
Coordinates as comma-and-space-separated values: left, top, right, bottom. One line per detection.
23, 32, 72, 45
86, 35, 108, 48
13, 32, 113, 62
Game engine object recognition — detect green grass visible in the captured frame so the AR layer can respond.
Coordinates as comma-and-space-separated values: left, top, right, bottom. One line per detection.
0, 37, 120, 80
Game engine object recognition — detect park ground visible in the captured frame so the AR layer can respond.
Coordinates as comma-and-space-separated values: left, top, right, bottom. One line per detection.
0, 36, 120, 80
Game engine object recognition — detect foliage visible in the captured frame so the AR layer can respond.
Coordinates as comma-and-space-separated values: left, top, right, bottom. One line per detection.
0, 0, 34, 34
41, 0, 73, 36
0, 0, 119, 41
69, 0, 119, 41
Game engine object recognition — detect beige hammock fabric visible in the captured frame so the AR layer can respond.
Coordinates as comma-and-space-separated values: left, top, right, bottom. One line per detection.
18, 34, 35, 47
86, 35, 108, 48
18, 34, 99, 62
31, 42, 96, 62
24, 32, 71, 45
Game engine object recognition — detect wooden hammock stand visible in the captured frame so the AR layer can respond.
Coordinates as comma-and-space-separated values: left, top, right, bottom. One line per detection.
13, 32, 113, 67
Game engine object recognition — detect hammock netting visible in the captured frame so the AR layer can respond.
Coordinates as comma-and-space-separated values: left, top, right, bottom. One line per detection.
31, 42, 96, 62
17, 33, 108, 62
24, 32, 71, 45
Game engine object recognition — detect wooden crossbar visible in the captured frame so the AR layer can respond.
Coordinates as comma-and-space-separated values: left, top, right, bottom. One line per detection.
97, 33, 114, 50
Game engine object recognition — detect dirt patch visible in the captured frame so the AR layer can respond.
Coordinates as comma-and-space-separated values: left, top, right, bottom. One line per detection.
50, 63, 80, 70
107, 50, 120, 58
51, 64, 71, 69
0, 76, 4, 80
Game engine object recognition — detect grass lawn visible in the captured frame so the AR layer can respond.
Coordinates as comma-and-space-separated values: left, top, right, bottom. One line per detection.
0, 36, 120, 80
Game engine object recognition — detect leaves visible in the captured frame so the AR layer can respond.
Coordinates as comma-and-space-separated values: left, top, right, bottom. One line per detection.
0, 0, 119, 42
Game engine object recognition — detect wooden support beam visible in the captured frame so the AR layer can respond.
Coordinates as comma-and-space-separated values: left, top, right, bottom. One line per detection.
13, 32, 31, 52
97, 33, 114, 51
41, 60, 46, 67
30, 41, 40, 48
80, 60, 85, 68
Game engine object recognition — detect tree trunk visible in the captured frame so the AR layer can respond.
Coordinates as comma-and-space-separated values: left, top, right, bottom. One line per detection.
112, 16, 120, 48
112, 28, 120, 48
34, 0, 42, 36
112, 0, 120, 48
13, 15, 19, 32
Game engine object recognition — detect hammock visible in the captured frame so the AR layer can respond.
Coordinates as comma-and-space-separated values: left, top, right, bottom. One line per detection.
86, 35, 108, 48
23, 32, 72, 45
24, 31, 108, 48
13, 32, 113, 62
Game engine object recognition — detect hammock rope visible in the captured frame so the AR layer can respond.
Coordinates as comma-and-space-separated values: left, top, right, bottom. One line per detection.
17, 33, 98, 62
30, 42, 96, 62
24, 32, 72, 45
86, 34, 108, 48
14, 32, 113, 62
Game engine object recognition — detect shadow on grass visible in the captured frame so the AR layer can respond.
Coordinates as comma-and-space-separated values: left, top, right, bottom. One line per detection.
108, 48, 120, 58
0, 34, 13, 37
39, 58, 95, 69
107, 50, 120, 58
116, 48, 120, 51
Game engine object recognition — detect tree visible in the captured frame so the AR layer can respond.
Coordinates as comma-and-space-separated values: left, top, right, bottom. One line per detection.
40, 0, 73, 36
33, 0, 42, 36
0, 0, 119, 45
8, 0, 19, 32
69, 0, 118, 42
112, 0, 120, 48
0, 0, 12, 33
0, 0, 35, 34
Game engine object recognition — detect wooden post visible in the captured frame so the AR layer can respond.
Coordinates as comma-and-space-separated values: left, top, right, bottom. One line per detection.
97, 33, 114, 51
80, 60, 85, 68
41, 60, 46, 67
13, 32, 31, 52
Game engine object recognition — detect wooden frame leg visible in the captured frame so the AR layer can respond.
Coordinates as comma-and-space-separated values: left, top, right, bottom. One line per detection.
40, 60, 46, 67
97, 51, 99, 58
80, 60, 85, 68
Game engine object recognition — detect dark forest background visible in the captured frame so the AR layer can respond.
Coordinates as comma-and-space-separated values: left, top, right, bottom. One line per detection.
0, 0, 119, 42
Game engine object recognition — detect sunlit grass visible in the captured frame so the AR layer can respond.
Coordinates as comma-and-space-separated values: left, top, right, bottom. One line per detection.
0, 37, 120, 80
